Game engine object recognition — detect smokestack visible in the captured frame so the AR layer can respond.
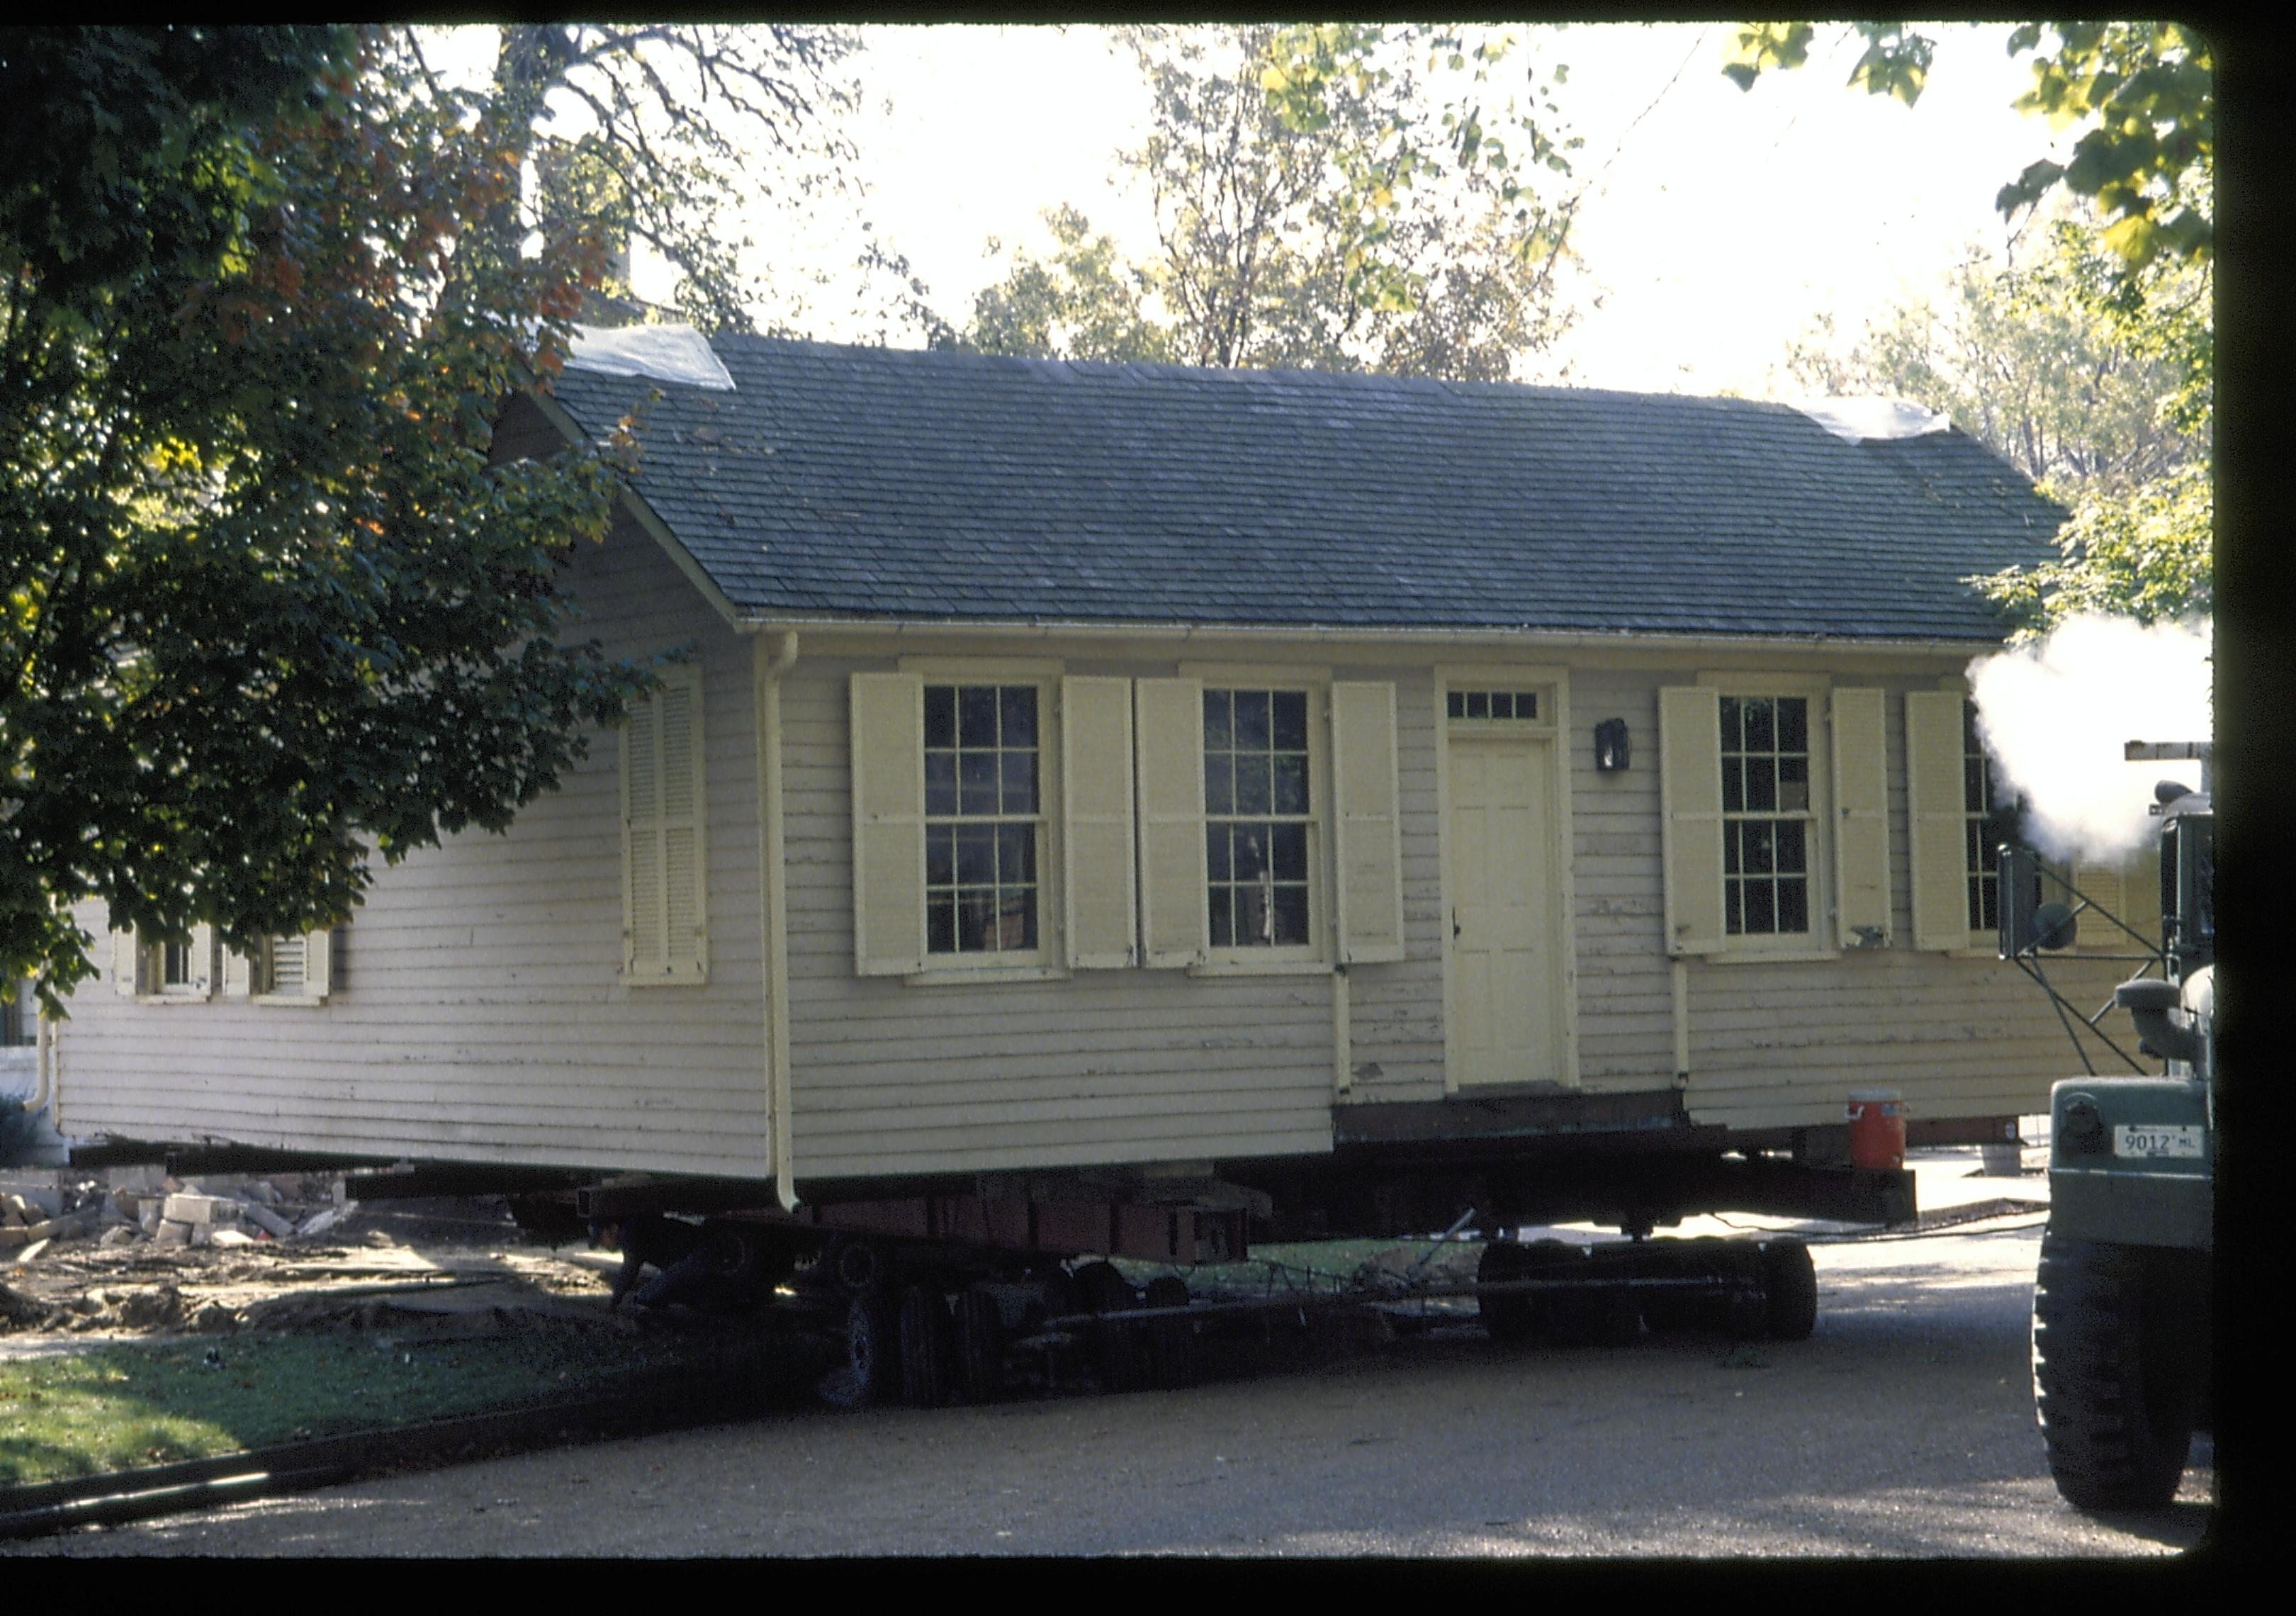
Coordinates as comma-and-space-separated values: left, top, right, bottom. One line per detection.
1967, 615, 2212, 868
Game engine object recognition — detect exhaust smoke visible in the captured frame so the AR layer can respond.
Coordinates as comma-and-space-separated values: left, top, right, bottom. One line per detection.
1966, 615, 2212, 868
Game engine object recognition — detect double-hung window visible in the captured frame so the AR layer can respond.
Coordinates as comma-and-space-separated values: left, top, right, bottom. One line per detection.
1203, 688, 1312, 950
1719, 694, 1813, 938
111, 925, 214, 999
923, 683, 1042, 957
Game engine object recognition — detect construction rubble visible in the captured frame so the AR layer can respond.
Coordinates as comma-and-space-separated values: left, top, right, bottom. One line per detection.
1, 1170, 621, 1348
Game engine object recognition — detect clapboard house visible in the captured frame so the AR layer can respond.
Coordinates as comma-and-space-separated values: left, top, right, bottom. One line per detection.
49, 332, 2146, 1235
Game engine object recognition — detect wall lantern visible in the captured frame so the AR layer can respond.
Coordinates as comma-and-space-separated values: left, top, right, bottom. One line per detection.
1594, 718, 1630, 773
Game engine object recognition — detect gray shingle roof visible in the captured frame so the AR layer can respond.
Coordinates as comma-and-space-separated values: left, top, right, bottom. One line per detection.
546, 335, 2062, 643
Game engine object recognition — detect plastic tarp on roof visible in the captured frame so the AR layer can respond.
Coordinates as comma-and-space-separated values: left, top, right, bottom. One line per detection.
565, 323, 736, 392
1790, 396, 1950, 442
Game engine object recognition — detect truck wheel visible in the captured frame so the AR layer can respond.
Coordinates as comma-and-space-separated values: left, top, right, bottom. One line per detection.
1477, 1240, 1534, 1342
898, 1284, 954, 1408
2032, 1234, 2202, 1510
1759, 1240, 1818, 1342
1144, 1275, 1199, 1388
956, 1284, 1006, 1403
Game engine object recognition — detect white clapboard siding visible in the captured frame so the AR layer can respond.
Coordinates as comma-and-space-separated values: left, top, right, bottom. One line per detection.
1830, 688, 1891, 948
54, 499, 772, 1176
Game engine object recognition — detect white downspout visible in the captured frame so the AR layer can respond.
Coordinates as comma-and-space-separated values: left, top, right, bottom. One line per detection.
755, 631, 801, 1211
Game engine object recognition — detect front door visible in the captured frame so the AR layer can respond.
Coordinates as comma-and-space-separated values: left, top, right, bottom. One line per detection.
1447, 731, 1568, 1088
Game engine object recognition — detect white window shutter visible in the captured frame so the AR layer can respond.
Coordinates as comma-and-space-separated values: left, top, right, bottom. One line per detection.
1905, 691, 1970, 951
1134, 678, 1208, 967
850, 672, 926, 977
112, 930, 138, 997
623, 666, 709, 983
1062, 676, 1137, 968
223, 945, 253, 998
2076, 863, 2135, 950
1830, 687, 1891, 949
306, 926, 333, 999
181, 924, 214, 997
1331, 680, 1405, 964
1658, 686, 1725, 955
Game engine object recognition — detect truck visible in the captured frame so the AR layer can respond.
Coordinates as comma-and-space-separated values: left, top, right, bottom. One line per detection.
2002, 741, 2213, 1510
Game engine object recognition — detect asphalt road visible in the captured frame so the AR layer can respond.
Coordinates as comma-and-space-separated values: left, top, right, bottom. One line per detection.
8, 1189, 2218, 1559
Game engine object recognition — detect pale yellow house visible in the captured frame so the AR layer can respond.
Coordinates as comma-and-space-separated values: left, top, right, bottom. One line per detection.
50, 333, 2146, 1233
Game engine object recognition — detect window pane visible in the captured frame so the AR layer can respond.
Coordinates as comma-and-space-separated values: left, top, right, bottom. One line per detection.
925, 826, 955, 887
1003, 890, 1038, 951
955, 824, 995, 884
1207, 824, 1232, 881
1203, 690, 1232, 751
1726, 884, 1743, 935
1271, 821, 1307, 881
957, 686, 997, 746
957, 891, 995, 951
1272, 691, 1307, 751
1722, 758, 1743, 814
1489, 692, 1513, 719
1001, 751, 1037, 814
997, 824, 1035, 885
1724, 826, 1741, 875
1746, 757, 1776, 812
928, 898, 956, 955
923, 686, 956, 748
1447, 690, 1465, 719
1718, 696, 1740, 750
1777, 819, 1806, 875
1233, 829, 1268, 879
1745, 821, 1774, 875
1466, 690, 1490, 719
1515, 692, 1539, 719
1234, 690, 1271, 749
1746, 881, 1776, 933
1273, 885, 1310, 943
1744, 698, 1774, 752
925, 751, 957, 815
1273, 753, 1309, 814
1209, 888, 1234, 948
1777, 878, 1807, 933
960, 751, 997, 814
1236, 756, 1271, 814
1778, 697, 1806, 753
1205, 753, 1233, 815
999, 686, 1036, 747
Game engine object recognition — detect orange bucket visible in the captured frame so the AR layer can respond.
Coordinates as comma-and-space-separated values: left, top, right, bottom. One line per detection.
1846, 1090, 1906, 1170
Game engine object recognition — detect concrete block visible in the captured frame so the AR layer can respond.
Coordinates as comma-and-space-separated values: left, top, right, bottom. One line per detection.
240, 1201, 296, 1238
163, 1193, 242, 1228
208, 1228, 254, 1248
154, 1219, 192, 1248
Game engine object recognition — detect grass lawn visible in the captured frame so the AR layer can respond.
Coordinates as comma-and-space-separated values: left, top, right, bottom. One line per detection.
0, 1322, 728, 1488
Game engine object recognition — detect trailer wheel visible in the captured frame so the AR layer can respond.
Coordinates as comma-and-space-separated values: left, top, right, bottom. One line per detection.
1143, 1276, 1198, 1388
1476, 1240, 1534, 1342
957, 1284, 1006, 1403
1759, 1240, 1818, 1342
898, 1285, 954, 1408
2032, 1234, 2202, 1510
823, 1290, 898, 1410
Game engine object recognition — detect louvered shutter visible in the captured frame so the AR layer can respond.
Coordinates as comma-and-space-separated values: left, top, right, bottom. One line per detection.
1062, 676, 1137, 968
112, 931, 137, 996
1830, 688, 1891, 948
849, 672, 926, 976
305, 926, 334, 997
2074, 858, 2159, 952
1331, 681, 1405, 964
624, 664, 709, 982
1658, 686, 1725, 956
1134, 678, 1208, 967
1906, 691, 1971, 951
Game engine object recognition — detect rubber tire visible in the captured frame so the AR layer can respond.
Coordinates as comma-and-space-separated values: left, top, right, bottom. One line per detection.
898, 1284, 955, 1408
828, 1290, 898, 1410
2032, 1234, 2203, 1510
1143, 1275, 1198, 1388
1759, 1240, 1818, 1342
1477, 1240, 1536, 1342
956, 1284, 1006, 1403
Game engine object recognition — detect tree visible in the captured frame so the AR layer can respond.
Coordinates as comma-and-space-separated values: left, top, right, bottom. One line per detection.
946, 24, 1582, 381
1726, 21, 2211, 636
1, 27, 663, 1005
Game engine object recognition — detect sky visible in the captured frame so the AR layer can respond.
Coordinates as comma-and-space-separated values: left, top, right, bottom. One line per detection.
427, 22, 2078, 400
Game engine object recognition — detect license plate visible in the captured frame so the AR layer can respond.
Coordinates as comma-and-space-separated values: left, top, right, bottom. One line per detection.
2112, 1125, 2204, 1160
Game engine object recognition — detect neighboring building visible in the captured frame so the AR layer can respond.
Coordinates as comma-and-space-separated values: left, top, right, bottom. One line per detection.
48, 335, 2144, 1224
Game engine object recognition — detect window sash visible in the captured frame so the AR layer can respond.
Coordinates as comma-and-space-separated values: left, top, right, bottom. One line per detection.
1203, 688, 1315, 951
1719, 695, 1813, 937
923, 682, 1045, 958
